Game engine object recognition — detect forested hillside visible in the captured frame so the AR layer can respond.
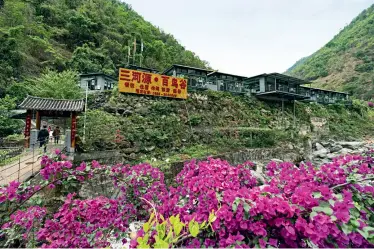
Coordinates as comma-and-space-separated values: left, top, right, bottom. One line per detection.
0, 0, 210, 95
286, 56, 310, 72
287, 4, 374, 100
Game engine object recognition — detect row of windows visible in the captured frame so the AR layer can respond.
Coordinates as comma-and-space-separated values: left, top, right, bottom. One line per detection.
176, 68, 206, 76
81, 79, 115, 90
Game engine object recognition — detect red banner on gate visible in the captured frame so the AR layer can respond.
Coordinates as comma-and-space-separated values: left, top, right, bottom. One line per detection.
24, 113, 31, 137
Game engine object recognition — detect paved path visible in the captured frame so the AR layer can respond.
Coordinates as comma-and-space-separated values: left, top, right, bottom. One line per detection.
0, 143, 65, 186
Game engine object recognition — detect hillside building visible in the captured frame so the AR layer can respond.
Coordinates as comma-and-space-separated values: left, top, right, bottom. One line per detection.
79, 73, 116, 92
207, 71, 248, 93
163, 65, 213, 90
87, 64, 349, 104
161, 64, 349, 104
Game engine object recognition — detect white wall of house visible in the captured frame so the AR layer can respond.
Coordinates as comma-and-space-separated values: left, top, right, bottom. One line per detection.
79, 74, 116, 92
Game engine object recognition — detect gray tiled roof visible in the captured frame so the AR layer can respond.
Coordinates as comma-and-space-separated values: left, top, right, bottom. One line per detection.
19, 96, 85, 112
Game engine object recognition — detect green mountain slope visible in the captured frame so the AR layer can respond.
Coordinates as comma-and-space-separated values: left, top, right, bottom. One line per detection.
287, 4, 374, 100
286, 56, 310, 72
0, 0, 209, 93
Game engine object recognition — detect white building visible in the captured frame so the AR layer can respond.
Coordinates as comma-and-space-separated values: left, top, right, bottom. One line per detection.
79, 73, 117, 92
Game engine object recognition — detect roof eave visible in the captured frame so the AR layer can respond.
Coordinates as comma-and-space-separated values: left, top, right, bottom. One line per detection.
79, 73, 117, 81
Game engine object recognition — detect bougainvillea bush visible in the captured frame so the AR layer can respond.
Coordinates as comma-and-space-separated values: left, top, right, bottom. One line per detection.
0, 149, 373, 248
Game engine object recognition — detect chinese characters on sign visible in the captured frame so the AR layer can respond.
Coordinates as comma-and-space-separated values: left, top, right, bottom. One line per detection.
24, 112, 31, 137
118, 68, 188, 99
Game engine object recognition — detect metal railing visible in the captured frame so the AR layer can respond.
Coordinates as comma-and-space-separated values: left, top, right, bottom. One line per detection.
0, 147, 23, 162
0, 137, 66, 186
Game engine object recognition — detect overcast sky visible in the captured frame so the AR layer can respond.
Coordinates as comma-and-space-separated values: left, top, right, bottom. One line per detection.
124, 0, 373, 76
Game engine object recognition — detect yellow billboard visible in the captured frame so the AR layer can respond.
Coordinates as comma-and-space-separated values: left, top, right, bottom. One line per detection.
118, 68, 188, 99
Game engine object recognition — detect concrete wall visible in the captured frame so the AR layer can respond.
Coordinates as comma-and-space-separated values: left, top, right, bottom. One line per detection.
259, 77, 265, 93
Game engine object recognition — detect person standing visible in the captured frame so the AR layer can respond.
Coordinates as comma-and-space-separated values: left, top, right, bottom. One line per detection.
53, 126, 61, 144
49, 129, 53, 142
38, 125, 49, 153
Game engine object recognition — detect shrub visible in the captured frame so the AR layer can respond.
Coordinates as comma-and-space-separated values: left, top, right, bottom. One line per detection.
0, 150, 373, 248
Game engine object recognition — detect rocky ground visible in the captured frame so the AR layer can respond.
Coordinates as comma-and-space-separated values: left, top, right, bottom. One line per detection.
311, 139, 374, 166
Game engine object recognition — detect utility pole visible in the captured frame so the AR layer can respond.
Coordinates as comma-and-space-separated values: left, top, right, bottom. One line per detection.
133, 37, 136, 65
140, 39, 143, 67
127, 46, 130, 66
83, 78, 94, 142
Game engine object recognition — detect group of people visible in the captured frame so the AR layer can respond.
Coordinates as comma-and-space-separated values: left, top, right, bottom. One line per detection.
37, 125, 61, 153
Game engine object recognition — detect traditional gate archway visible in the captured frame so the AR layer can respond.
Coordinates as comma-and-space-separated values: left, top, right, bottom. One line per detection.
19, 96, 85, 151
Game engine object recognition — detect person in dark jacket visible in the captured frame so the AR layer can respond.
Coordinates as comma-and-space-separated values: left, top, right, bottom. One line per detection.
38, 125, 49, 153
53, 126, 61, 144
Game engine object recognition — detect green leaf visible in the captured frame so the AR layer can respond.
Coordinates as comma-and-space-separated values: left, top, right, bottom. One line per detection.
137, 236, 145, 244
188, 220, 199, 237
328, 199, 335, 206
143, 222, 150, 233
350, 208, 360, 219
215, 192, 223, 202
363, 226, 374, 233
357, 229, 369, 239
243, 202, 251, 213
156, 224, 166, 239
154, 237, 169, 249
313, 192, 322, 198
312, 206, 333, 216
351, 219, 360, 228
367, 199, 374, 205
173, 222, 183, 236
368, 237, 374, 245
319, 201, 331, 208
165, 230, 173, 242
169, 216, 176, 226
232, 198, 240, 213
209, 211, 216, 223
354, 202, 362, 210
335, 193, 343, 200
200, 221, 207, 229
310, 211, 318, 219
137, 242, 150, 249
341, 223, 353, 234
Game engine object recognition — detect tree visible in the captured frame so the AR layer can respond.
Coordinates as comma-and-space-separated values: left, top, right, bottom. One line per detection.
0, 0, 210, 93
5, 82, 31, 104
0, 29, 22, 91
69, 44, 115, 76
0, 95, 23, 137
28, 70, 83, 99
79, 110, 119, 150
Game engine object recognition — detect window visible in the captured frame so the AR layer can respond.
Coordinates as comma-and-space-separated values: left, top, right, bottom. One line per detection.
89, 79, 97, 90
188, 69, 195, 74
266, 77, 275, 84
